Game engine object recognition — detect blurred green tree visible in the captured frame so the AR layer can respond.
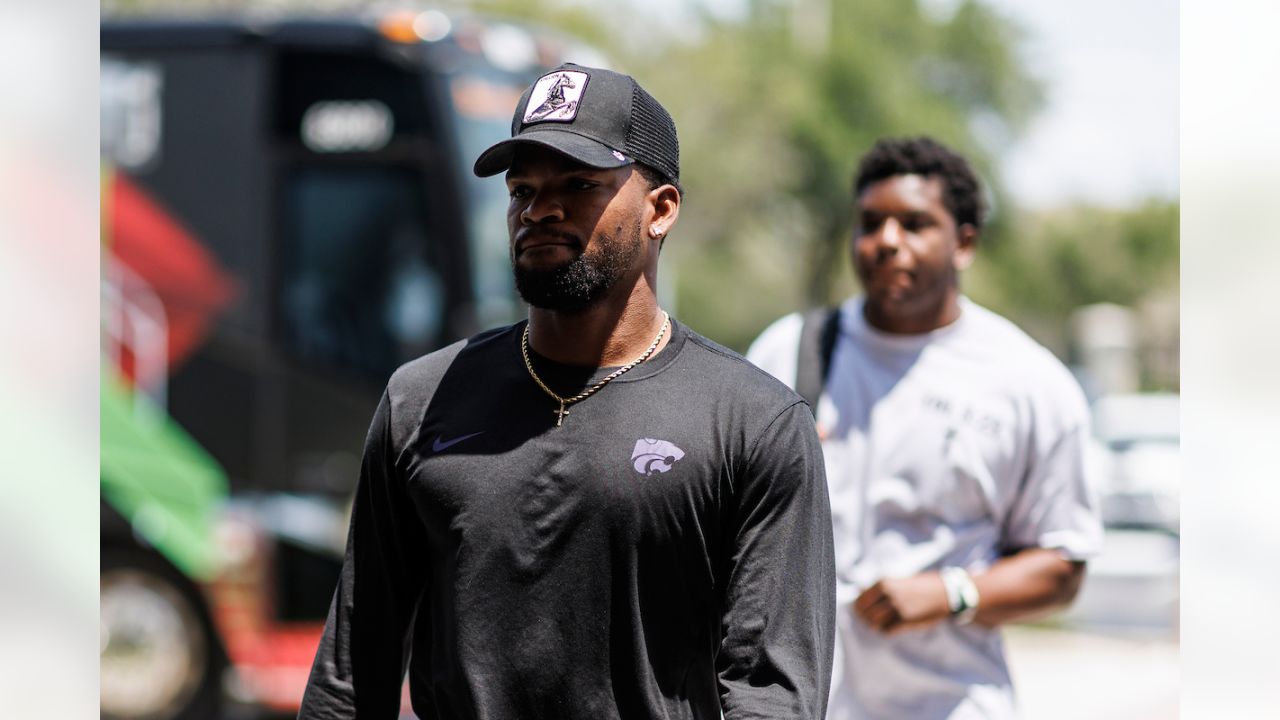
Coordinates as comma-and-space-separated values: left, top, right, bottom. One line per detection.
630, 0, 1044, 350
965, 199, 1180, 380
441, 0, 1051, 351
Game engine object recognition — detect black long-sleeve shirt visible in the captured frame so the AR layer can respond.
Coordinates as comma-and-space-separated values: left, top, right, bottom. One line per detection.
299, 320, 834, 719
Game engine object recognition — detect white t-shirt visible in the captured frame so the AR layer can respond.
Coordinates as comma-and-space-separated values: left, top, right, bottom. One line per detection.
747, 296, 1103, 720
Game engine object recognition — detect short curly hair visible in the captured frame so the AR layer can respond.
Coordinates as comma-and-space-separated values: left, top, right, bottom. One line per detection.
853, 136, 986, 229
634, 162, 683, 199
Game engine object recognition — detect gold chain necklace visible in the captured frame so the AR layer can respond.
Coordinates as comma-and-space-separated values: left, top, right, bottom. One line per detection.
521, 311, 670, 427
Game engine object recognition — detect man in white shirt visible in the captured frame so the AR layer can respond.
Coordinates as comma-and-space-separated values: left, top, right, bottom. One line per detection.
747, 136, 1103, 720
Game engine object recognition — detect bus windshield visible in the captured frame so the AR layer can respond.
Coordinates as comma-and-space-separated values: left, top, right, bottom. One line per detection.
446, 66, 535, 330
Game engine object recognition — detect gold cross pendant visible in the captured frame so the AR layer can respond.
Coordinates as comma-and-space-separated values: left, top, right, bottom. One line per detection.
554, 402, 569, 427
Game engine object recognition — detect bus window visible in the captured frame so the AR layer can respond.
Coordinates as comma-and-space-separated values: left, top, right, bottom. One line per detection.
449, 81, 522, 330
278, 165, 444, 382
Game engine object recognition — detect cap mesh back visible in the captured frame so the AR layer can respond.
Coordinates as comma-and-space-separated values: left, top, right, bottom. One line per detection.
626, 84, 680, 186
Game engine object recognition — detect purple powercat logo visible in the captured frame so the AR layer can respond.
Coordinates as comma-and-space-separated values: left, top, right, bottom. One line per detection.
632, 438, 685, 476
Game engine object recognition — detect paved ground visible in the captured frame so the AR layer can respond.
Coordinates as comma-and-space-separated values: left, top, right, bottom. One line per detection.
246, 623, 1181, 720
1005, 624, 1179, 719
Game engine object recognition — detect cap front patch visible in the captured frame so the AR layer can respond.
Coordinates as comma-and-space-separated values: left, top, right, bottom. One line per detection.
522, 70, 590, 125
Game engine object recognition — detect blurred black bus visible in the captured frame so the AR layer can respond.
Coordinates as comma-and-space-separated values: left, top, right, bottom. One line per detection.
100, 12, 604, 718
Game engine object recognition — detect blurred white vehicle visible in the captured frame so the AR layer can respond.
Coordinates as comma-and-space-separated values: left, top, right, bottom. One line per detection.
1055, 393, 1179, 634
1091, 393, 1180, 534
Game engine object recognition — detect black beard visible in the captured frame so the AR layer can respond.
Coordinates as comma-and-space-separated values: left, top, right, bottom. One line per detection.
513, 221, 643, 313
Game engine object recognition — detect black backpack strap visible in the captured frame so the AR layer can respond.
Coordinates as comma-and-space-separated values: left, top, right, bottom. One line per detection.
795, 306, 841, 418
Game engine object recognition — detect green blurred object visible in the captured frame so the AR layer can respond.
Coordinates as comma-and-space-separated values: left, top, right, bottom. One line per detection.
100, 365, 227, 581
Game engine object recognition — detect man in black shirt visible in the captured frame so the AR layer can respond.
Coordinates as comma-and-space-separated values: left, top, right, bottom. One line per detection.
299, 63, 835, 719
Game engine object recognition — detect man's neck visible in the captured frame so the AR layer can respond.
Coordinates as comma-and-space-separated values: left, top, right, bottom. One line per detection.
527, 285, 669, 367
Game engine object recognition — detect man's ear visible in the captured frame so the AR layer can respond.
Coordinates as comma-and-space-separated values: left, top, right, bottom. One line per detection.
954, 223, 978, 271
646, 184, 681, 241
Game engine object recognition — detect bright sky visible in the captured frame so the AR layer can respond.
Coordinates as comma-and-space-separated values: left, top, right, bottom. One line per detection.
978, 0, 1179, 208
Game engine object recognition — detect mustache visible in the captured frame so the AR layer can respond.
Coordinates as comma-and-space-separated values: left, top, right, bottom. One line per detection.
514, 228, 583, 253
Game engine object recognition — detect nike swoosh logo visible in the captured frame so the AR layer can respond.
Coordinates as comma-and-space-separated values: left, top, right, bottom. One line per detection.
432, 431, 485, 453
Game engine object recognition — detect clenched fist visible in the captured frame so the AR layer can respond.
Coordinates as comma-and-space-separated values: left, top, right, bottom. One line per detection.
853, 573, 951, 634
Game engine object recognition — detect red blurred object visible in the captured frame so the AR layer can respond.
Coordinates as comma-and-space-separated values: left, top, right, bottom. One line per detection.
204, 526, 412, 714
106, 169, 237, 377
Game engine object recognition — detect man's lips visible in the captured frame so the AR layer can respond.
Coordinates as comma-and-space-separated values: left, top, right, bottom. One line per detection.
861, 266, 916, 296
515, 230, 581, 254
869, 266, 914, 285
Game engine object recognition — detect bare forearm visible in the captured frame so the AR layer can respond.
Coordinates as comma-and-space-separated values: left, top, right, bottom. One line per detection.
853, 549, 1086, 634
971, 548, 1085, 627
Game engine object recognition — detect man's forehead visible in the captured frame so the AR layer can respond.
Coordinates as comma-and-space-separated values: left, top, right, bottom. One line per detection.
857, 173, 945, 208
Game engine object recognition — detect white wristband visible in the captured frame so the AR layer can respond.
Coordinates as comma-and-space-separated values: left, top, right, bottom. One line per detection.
941, 567, 980, 625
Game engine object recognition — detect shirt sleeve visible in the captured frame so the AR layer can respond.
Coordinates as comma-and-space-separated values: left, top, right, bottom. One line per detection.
717, 401, 835, 720
1002, 375, 1105, 561
299, 389, 429, 719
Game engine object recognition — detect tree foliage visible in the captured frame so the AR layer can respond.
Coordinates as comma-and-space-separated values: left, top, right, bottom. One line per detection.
627, 0, 1044, 350
965, 199, 1180, 360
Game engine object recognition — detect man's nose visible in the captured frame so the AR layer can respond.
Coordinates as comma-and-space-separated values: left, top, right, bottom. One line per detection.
869, 218, 903, 256
520, 189, 565, 225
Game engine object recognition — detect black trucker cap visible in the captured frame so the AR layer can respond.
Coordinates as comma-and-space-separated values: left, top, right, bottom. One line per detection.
473, 63, 680, 189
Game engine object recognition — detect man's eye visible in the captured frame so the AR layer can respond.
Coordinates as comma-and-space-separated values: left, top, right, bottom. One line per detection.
902, 216, 929, 232
569, 179, 597, 191
509, 185, 531, 200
